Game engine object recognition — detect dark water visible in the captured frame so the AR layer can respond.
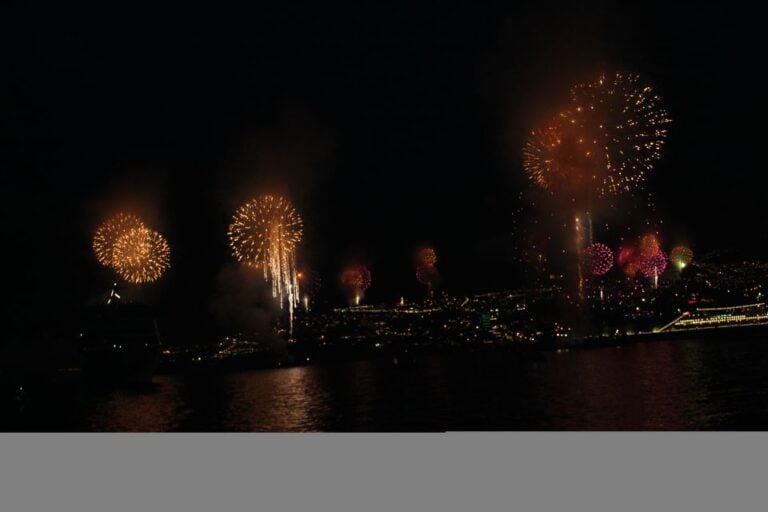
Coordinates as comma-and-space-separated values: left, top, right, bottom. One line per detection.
5, 337, 768, 431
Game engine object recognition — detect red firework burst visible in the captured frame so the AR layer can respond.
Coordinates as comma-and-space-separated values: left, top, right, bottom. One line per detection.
584, 243, 614, 276
640, 251, 667, 279
416, 264, 440, 287
617, 245, 641, 277
341, 265, 371, 293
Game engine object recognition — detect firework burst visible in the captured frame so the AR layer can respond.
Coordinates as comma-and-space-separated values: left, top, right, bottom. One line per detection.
641, 250, 667, 287
416, 247, 437, 267
93, 212, 146, 268
669, 245, 693, 270
524, 72, 671, 198
523, 119, 602, 200
112, 226, 171, 284
640, 234, 661, 258
416, 264, 441, 288
414, 246, 440, 292
569, 72, 671, 195
228, 195, 303, 330
341, 265, 371, 304
617, 245, 641, 277
584, 243, 614, 276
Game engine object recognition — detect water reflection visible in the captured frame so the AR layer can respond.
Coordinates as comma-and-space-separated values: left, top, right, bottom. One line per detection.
6, 337, 768, 431
84, 378, 186, 432
223, 366, 332, 431
538, 342, 698, 429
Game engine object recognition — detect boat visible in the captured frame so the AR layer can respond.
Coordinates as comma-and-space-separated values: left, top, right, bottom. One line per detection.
634, 303, 768, 342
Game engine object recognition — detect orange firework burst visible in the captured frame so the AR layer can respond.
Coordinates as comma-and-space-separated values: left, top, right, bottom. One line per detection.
523, 117, 603, 199
112, 226, 171, 284
341, 265, 371, 292
416, 247, 437, 267
640, 234, 661, 258
93, 212, 146, 268
524, 72, 671, 198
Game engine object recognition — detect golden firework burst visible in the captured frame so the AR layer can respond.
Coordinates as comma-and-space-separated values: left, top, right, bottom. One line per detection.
228, 195, 304, 327
92, 212, 146, 268
112, 226, 171, 284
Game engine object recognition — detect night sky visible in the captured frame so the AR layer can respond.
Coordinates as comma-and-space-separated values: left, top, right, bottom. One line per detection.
2, 2, 761, 343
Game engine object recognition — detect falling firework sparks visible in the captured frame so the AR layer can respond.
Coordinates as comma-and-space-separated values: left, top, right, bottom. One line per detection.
112, 226, 171, 284
584, 243, 614, 276
228, 195, 303, 331
93, 213, 146, 268
669, 245, 693, 270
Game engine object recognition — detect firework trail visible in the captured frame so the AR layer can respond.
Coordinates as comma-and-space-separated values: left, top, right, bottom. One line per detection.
341, 265, 371, 305
641, 250, 667, 288
297, 268, 322, 311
